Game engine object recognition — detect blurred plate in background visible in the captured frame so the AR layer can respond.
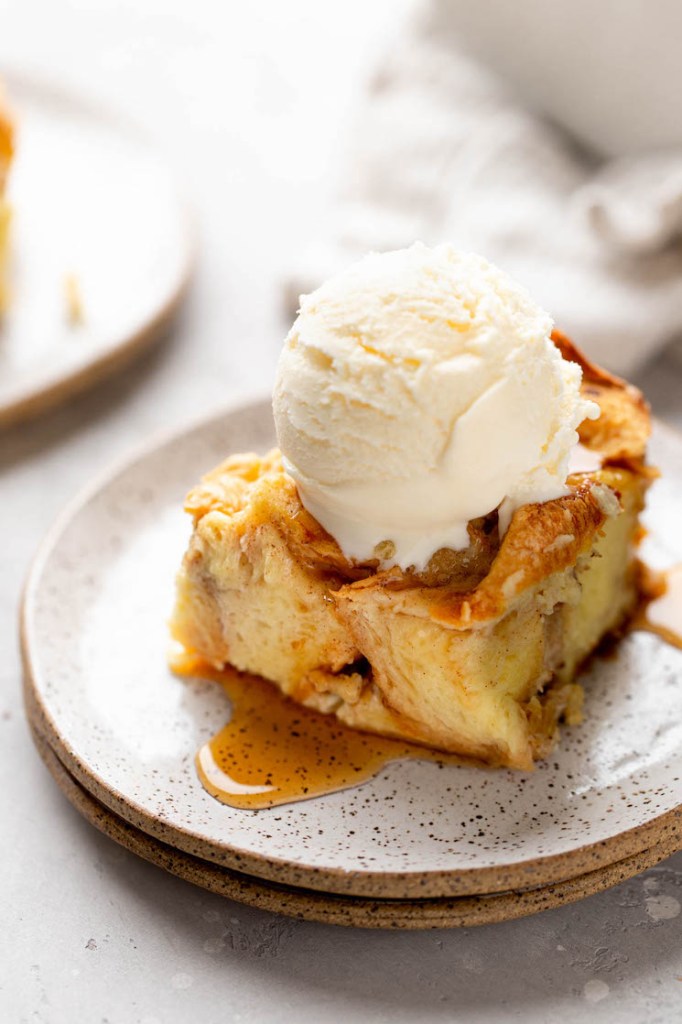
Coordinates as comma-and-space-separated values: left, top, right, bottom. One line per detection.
0, 71, 194, 428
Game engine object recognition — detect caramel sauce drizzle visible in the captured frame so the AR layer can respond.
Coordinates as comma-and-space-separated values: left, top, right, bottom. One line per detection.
172, 653, 463, 810
632, 562, 682, 650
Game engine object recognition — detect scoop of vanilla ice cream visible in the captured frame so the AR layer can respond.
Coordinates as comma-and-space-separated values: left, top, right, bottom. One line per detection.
273, 243, 599, 571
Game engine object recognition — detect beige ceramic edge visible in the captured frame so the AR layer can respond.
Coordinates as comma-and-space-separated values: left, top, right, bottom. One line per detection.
0, 70, 196, 429
32, 730, 682, 930
0, 280, 193, 429
19, 402, 682, 900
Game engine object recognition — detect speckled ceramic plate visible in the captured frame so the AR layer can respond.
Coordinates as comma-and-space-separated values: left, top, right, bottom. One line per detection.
0, 71, 194, 428
30, 730, 682, 929
21, 399, 682, 900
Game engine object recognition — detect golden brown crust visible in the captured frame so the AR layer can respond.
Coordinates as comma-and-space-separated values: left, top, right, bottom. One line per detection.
552, 329, 651, 465
430, 479, 609, 628
185, 451, 375, 583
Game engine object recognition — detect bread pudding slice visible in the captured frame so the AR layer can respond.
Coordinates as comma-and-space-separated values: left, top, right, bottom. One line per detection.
171, 335, 651, 770
0, 83, 15, 313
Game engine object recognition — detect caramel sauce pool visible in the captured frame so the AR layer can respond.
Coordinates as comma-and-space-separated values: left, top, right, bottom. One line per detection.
172, 654, 463, 809
632, 562, 682, 650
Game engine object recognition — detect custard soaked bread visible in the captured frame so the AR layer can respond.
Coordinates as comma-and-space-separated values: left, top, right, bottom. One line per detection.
172, 333, 651, 770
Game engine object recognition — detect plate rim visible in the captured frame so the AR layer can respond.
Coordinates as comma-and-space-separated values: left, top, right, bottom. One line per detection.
31, 723, 682, 930
0, 68, 196, 429
20, 399, 682, 900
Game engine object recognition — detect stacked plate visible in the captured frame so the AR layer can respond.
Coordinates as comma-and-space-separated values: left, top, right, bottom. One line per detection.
21, 400, 682, 929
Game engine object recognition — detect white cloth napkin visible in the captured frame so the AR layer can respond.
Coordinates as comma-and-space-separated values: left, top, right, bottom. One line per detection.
288, 4, 682, 378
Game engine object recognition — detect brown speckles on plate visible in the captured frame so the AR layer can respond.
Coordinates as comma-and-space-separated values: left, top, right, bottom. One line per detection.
30, 733, 682, 929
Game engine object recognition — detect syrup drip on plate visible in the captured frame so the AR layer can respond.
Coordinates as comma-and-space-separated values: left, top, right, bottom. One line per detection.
172, 563, 681, 811
172, 653, 464, 809
632, 562, 682, 650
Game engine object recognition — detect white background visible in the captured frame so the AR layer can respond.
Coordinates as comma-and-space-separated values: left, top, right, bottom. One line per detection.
1, 3, 682, 1022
